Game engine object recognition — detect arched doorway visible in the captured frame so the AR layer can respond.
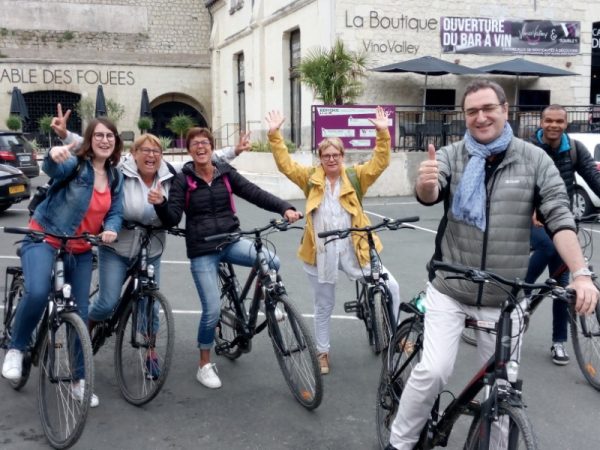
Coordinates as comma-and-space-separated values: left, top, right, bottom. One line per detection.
22, 90, 82, 147
151, 101, 207, 140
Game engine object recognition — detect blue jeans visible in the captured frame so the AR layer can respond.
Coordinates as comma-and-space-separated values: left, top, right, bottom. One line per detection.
11, 239, 93, 378
525, 225, 570, 342
89, 246, 162, 328
190, 239, 279, 349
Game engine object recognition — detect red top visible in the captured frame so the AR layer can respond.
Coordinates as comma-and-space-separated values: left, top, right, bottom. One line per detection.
30, 187, 112, 253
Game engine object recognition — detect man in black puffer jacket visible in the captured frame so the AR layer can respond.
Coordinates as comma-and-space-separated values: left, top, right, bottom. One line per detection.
526, 104, 600, 365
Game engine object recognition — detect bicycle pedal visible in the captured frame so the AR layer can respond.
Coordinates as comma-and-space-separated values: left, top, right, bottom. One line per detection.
214, 341, 231, 354
344, 301, 360, 313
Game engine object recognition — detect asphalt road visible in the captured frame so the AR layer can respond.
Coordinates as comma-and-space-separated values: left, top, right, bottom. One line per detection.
0, 175, 598, 449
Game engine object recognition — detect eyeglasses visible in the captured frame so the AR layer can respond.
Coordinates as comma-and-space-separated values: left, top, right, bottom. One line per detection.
320, 153, 342, 161
93, 132, 116, 141
139, 147, 162, 156
190, 139, 212, 148
464, 104, 503, 118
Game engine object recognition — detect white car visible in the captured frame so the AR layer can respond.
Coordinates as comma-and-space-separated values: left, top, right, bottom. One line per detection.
570, 133, 600, 219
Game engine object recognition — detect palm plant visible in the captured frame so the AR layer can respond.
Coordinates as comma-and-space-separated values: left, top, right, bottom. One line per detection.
167, 114, 194, 148
298, 39, 369, 105
38, 114, 54, 148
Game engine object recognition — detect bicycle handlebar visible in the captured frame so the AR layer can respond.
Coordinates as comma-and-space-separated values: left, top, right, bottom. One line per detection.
203, 218, 301, 243
429, 260, 575, 303
4, 227, 102, 246
317, 216, 420, 239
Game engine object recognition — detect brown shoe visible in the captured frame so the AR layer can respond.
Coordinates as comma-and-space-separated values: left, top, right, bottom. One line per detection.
318, 352, 330, 375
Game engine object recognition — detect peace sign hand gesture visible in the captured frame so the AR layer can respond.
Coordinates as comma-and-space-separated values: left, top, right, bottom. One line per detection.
51, 103, 71, 140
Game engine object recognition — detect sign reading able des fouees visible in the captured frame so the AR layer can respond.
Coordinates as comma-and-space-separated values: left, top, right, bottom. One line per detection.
0, 67, 135, 86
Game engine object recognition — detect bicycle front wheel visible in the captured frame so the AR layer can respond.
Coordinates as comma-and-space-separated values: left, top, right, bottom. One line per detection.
464, 402, 538, 450
267, 294, 322, 410
38, 311, 93, 449
376, 318, 423, 449
570, 301, 600, 390
114, 290, 174, 406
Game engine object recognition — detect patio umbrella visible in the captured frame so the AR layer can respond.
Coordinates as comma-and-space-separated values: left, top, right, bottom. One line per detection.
477, 58, 578, 106
95, 85, 107, 118
140, 88, 152, 118
372, 56, 482, 118
17, 89, 29, 123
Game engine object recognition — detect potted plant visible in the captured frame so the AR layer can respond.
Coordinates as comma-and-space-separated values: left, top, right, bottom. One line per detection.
137, 116, 154, 134
38, 114, 54, 148
167, 113, 194, 149
158, 136, 173, 151
6, 114, 22, 131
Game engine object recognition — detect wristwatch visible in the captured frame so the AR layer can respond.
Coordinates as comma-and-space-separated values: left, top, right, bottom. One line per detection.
572, 267, 594, 279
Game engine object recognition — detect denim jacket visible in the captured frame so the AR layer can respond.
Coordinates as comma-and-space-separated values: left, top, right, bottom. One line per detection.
33, 154, 124, 236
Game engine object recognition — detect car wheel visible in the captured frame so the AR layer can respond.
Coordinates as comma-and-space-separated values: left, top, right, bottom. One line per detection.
572, 187, 593, 220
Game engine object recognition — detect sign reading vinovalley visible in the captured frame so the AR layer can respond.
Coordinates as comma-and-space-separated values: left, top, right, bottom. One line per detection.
440, 17, 580, 56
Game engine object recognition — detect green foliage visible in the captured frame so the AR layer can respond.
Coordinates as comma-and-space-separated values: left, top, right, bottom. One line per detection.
167, 114, 195, 146
137, 116, 154, 133
62, 31, 74, 41
38, 114, 53, 134
106, 98, 125, 125
5, 114, 22, 131
75, 98, 95, 123
27, 138, 40, 152
159, 136, 173, 150
251, 139, 296, 153
298, 39, 369, 105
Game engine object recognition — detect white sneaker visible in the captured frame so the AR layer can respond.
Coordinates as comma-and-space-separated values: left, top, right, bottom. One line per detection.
71, 380, 100, 408
196, 363, 222, 389
2, 349, 23, 380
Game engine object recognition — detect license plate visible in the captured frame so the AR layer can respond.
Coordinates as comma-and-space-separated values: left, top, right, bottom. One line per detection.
18, 155, 31, 162
9, 184, 25, 194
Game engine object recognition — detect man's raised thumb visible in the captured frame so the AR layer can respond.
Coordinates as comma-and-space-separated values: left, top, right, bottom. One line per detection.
427, 144, 436, 161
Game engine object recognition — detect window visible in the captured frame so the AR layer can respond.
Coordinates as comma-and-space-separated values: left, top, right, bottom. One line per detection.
519, 90, 550, 112
229, 0, 243, 14
237, 53, 246, 133
289, 30, 301, 146
425, 89, 456, 110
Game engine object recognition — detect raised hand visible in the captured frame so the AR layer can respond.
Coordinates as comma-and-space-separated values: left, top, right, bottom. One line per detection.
415, 144, 440, 203
368, 106, 390, 131
235, 131, 252, 155
50, 103, 71, 140
49, 141, 77, 164
148, 180, 165, 205
265, 110, 285, 134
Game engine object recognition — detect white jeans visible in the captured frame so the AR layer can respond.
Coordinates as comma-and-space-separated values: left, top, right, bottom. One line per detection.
304, 262, 401, 354
389, 283, 524, 450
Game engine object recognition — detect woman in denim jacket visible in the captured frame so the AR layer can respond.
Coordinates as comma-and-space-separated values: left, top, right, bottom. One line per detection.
1, 118, 124, 408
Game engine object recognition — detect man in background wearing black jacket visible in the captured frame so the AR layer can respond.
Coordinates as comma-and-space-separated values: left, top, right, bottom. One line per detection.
526, 104, 600, 365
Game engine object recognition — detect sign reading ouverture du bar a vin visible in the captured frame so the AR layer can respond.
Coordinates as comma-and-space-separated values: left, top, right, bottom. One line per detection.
440, 17, 580, 56
313, 106, 395, 151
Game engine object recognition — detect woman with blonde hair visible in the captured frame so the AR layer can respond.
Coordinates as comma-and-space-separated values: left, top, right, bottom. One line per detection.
266, 106, 399, 375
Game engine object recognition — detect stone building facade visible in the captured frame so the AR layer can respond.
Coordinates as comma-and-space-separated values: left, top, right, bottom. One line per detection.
0, 0, 212, 142
207, 0, 599, 149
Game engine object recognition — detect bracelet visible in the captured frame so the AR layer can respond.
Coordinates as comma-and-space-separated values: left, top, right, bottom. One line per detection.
572, 267, 594, 278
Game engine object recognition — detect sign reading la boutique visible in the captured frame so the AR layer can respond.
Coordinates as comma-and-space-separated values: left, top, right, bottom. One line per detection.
344, 10, 438, 55
0, 66, 136, 86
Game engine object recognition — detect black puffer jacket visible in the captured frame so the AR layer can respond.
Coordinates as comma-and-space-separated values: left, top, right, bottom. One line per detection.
529, 130, 600, 201
154, 160, 295, 258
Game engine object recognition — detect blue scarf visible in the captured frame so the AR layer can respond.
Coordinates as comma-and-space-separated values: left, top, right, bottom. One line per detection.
451, 122, 514, 231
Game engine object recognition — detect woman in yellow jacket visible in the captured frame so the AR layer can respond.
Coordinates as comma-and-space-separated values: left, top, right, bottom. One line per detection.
266, 106, 400, 375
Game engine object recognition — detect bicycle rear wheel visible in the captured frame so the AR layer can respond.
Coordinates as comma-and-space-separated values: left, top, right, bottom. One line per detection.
38, 311, 93, 449
371, 290, 389, 355
3, 275, 35, 391
376, 318, 423, 449
215, 265, 243, 360
570, 301, 600, 390
267, 294, 322, 410
114, 290, 174, 406
464, 402, 538, 450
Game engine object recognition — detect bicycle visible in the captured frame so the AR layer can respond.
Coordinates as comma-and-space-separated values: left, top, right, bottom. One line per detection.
318, 216, 420, 354
2, 227, 97, 449
207, 218, 323, 410
89, 222, 176, 406
375, 260, 574, 450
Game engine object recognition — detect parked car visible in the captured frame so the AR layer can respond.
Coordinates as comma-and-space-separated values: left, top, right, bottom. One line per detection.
0, 130, 40, 178
570, 133, 600, 219
0, 163, 31, 213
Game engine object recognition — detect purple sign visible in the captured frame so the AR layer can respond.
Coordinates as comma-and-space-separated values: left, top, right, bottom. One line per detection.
440, 17, 580, 56
312, 105, 395, 151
